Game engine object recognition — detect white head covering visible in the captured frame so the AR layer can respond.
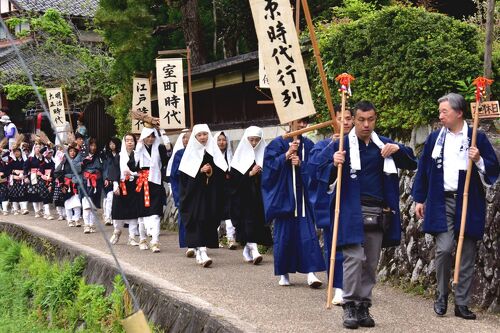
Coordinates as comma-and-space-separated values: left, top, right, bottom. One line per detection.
230, 126, 266, 175
134, 127, 162, 185
166, 129, 189, 177
213, 131, 233, 164
119, 134, 134, 180
179, 124, 228, 178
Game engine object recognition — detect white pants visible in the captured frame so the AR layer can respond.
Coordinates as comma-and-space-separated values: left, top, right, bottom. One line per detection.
103, 191, 113, 219
32, 201, 43, 213
2, 201, 9, 212
20, 201, 28, 211
114, 219, 139, 239
43, 204, 52, 216
56, 206, 66, 217
224, 219, 235, 240
11, 202, 20, 212
138, 215, 160, 244
65, 208, 81, 222
82, 209, 98, 226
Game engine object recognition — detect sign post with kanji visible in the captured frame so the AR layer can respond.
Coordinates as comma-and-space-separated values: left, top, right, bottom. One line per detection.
156, 58, 186, 130
131, 77, 152, 134
249, 0, 316, 124
45, 87, 66, 126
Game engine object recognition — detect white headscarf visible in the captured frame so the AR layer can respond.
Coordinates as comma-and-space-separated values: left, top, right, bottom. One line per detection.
166, 129, 189, 177
119, 134, 134, 180
213, 131, 233, 164
179, 124, 228, 178
230, 126, 266, 175
134, 127, 162, 185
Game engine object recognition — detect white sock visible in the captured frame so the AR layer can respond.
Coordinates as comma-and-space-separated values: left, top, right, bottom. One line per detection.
2, 201, 9, 212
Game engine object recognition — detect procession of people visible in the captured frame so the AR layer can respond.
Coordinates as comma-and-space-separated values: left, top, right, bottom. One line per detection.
0, 92, 498, 329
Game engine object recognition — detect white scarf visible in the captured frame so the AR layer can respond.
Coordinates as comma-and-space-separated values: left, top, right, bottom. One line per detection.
166, 129, 189, 177
119, 136, 134, 180
179, 124, 228, 178
230, 126, 266, 175
348, 128, 397, 174
134, 127, 162, 185
431, 121, 469, 171
213, 131, 233, 164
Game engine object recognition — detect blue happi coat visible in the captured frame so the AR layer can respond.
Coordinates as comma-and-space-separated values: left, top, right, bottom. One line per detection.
316, 135, 417, 247
170, 148, 187, 248
262, 135, 325, 275
308, 137, 343, 288
412, 127, 499, 240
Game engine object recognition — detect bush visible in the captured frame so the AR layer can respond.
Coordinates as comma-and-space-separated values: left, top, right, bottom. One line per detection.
311, 5, 483, 139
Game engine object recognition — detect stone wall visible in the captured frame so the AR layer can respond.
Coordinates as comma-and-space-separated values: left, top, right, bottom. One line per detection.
379, 123, 500, 313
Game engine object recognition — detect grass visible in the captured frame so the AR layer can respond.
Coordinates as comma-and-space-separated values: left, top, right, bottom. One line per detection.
0, 233, 160, 333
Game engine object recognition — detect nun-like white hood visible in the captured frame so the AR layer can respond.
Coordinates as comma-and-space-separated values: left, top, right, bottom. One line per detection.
230, 126, 266, 175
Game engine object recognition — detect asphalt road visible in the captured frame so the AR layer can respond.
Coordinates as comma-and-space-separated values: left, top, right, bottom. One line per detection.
2, 213, 499, 333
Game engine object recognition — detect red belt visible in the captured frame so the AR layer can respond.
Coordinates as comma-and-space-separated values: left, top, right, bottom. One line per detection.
136, 170, 150, 207
64, 177, 78, 195
83, 171, 101, 188
120, 176, 130, 196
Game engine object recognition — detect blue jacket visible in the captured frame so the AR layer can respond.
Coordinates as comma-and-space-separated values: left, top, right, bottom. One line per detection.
316, 135, 417, 247
412, 127, 499, 240
308, 138, 333, 229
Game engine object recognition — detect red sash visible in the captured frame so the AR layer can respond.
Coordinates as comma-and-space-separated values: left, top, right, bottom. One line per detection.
136, 170, 150, 207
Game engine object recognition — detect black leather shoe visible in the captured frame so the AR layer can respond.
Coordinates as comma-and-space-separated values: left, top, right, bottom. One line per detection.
434, 293, 448, 316
455, 305, 476, 320
342, 302, 359, 329
357, 302, 375, 327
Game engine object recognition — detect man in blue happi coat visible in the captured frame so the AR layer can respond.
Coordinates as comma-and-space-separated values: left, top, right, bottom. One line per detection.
262, 117, 326, 288
412, 93, 499, 320
308, 106, 353, 306
317, 101, 417, 329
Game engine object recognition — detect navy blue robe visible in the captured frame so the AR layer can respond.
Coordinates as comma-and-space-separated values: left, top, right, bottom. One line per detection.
170, 148, 186, 248
412, 127, 499, 240
308, 138, 343, 288
316, 135, 417, 248
262, 135, 326, 275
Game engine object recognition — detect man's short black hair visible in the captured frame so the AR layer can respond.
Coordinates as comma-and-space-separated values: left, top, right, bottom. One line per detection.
75, 132, 84, 140
334, 103, 353, 117
353, 101, 377, 116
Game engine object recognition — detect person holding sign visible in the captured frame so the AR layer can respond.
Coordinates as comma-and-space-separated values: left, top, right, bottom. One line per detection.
412, 93, 499, 320
262, 117, 325, 288
317, 101, 416, 329
229, 126, 272, 264
178, 124, 228, 267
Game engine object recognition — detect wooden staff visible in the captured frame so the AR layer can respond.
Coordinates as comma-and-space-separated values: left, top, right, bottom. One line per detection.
453, 76, 493, 285
301, 0, 339, 134
326, 73, 354, 309
187, 46, 194, 129
326, 89, 347, 308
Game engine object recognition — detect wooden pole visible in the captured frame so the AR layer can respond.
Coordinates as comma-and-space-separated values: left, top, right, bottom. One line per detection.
453, 102, 480, 285
295, 0, 301, 34
283, 119, 336, 138
301, 0, 339, 134
187, 46, 194, 129
326, 89, 346, 308
62, 87, 74, 134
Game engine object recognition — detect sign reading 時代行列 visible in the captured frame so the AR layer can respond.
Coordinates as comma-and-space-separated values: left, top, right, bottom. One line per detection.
249, 0, 316, 123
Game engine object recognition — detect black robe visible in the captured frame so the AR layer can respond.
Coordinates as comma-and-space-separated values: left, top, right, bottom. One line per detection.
128, 144, 168, 217
111, 151, 139, 220
179, 152, 224, 248
229, 164, 273, 246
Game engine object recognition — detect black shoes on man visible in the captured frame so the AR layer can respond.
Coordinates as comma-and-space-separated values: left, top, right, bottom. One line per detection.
342, 302, 375, 329
434, 293, 476, 320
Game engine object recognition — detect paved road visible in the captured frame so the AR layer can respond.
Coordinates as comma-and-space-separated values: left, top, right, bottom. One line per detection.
2, 213, 499, 333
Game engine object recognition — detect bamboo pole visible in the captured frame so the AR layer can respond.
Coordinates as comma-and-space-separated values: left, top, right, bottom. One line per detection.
62, 87, 74, 134
187, 46, 194, 129
295, 0, 301, 34
283, 119, 336, 138
326, 89, 346, 308
301, 0, 339, 134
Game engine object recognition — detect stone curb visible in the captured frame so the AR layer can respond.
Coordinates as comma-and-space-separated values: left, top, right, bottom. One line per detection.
0, 221, 258, 333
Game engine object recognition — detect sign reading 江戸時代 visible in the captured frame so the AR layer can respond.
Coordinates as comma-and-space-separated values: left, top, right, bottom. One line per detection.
131, 77, 152, 133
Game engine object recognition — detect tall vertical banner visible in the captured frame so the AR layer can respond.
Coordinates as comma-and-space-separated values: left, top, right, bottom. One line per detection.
249, 0, 316, 124
131, 77, 152, 133
258, 47, 270, 88
45, 87, 65, 126
156, 58, 186, 129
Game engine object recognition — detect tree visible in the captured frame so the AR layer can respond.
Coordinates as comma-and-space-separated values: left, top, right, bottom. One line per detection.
311, 5, 483, 138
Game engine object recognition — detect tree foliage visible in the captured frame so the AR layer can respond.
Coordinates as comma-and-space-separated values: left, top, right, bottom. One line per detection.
311, 5, 482, 139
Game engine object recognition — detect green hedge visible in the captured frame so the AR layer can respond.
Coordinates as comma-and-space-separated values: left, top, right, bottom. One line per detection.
311, 5, 483, 139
